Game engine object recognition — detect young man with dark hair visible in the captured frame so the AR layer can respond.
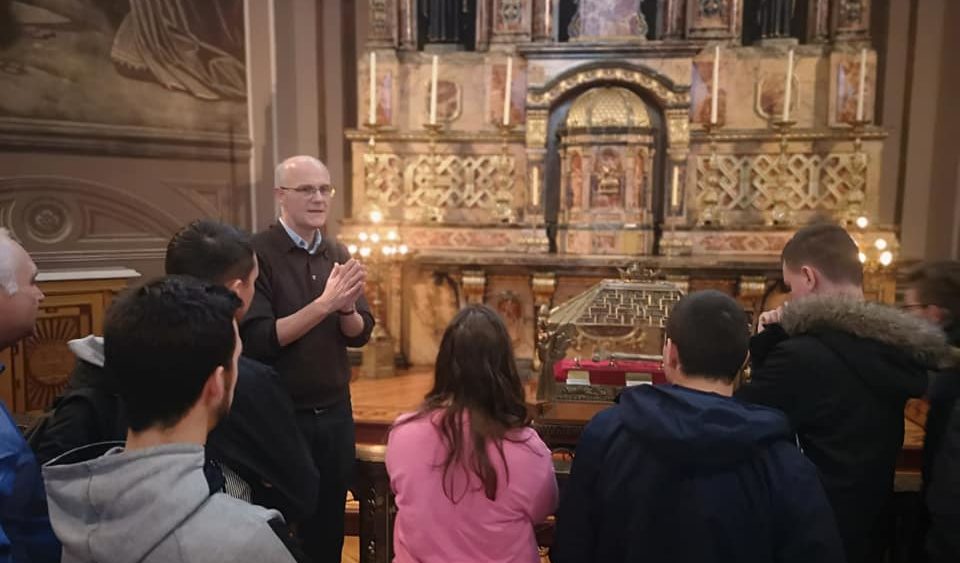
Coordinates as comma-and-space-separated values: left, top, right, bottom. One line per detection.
553, 290, 844, 563
42, 276, 296, 563
903, 261, 960, 563
736, 223, 951, 563
32, 220, 318, 526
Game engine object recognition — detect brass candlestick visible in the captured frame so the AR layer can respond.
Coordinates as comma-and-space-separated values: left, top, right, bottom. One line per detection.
766, 119, 797, 227
422, 122, 445, 223
696, 121, 723, 226
494, 122, 517, 223
842, 118, 871, 226
363, 121, 384, 210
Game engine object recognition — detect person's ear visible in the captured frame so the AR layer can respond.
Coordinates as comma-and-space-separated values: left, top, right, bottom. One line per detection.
664, 338, 681, 371
225, 278, 244, 293
800, 265, 817, 290
203, 366, 227, 407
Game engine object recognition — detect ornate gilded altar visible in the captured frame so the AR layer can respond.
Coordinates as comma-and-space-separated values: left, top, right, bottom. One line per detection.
346, 0, 894, 377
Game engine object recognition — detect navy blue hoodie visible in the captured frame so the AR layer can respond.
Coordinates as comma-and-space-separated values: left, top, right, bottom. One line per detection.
551, 384, 845, 563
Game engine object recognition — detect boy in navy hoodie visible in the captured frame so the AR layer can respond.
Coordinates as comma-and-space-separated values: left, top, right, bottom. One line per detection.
552, 290, 844, 563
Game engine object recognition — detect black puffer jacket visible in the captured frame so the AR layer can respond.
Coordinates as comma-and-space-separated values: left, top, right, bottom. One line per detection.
737, 296, 952, 563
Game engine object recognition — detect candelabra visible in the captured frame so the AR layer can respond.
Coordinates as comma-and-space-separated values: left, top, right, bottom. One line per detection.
342, 209, 411, 378
766, 118, 797, 227
841, 118, 871, 227
362, 121, 385, 210
696, 121, 723, 227
421, 122, 445, 223
494, 122, 517, 224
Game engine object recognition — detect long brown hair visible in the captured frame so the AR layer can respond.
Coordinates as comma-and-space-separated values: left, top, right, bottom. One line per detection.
394, 304, 530, 502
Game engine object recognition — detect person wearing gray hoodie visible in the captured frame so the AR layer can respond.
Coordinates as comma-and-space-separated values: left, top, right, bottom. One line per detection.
42, 276, 297, 563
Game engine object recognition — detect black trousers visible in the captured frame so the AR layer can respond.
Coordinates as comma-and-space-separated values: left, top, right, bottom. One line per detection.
295, 400, 356, 563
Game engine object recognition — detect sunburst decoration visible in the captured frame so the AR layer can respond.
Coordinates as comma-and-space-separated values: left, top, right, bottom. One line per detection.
24, 315, 82, 411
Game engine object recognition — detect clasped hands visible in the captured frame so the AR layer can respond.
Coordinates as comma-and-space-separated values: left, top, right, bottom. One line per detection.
315, 259, 366, 315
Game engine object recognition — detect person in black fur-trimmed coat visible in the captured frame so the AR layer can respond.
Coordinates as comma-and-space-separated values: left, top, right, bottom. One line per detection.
736, 224, 957, 563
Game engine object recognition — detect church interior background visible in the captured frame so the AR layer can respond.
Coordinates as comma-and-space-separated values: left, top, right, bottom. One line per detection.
1, 0, 959, 561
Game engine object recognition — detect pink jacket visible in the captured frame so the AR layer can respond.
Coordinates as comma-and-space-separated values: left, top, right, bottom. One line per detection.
385, 411, 558, 563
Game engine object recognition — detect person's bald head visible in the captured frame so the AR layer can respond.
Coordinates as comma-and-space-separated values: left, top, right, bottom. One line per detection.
0, 229, 44, 349
273, 156, 334, 234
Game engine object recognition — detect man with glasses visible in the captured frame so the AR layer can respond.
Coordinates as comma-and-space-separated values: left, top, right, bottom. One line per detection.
903, 261, 960, 563
241, 155, 374, 563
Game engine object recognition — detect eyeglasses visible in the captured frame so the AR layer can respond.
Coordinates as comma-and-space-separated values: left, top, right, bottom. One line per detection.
280, 184, 336, 198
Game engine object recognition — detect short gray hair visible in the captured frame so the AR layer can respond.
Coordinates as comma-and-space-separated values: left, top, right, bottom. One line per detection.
274, 155, 324, 188
0, 228, 19, 294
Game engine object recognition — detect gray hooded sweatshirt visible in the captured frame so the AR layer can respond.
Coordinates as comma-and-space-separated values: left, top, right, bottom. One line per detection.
42, 443, 296, 563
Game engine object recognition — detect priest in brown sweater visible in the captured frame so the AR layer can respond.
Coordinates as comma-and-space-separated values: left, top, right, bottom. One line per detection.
241, 155, 374, 563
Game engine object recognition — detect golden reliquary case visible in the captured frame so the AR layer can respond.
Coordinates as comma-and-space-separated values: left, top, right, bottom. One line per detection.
533, 265, 684, 446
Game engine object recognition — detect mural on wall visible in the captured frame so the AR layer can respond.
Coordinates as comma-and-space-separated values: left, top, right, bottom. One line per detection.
0, 0, 247, 133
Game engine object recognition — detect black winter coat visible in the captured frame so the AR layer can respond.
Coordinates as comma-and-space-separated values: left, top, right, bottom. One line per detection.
32, 343, 319, 523
552, 384, 844, 563
924, 324, 960, 563
737, 296, 949, 563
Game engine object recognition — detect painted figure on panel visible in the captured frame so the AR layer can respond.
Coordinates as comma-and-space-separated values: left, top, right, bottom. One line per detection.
569, 152, 584, 209
591, 148, 624, 207
634, 150, 647, 204
0, 0, 246, 132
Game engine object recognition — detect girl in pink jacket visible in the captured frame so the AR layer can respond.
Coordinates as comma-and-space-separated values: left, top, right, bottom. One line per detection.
386, 304, 558, 563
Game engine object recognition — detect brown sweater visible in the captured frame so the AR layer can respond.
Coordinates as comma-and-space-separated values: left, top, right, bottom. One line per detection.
240, 224, 374, 409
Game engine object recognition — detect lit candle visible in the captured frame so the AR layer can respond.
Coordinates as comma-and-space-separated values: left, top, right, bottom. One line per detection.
531, 166, 541, 207
429, 55, 438, 125
782, 49, 794, 122
368, 51, 377, 125
710, 45, 720, 125
503, 56, 513, 126
856, 48, 867, 121
545, 0, 551, 38
670, 165, 680, 208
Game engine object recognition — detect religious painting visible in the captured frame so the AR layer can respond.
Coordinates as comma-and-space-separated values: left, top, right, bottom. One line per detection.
634, 149, 647, 204
489, 60, 526, 126
377, 72, 394, 125
571, 0, 647, 40
364, 64, 394, 126
591, 232, 617, 253
568, 151, 584, 208
424, 79, 461, 123
590, 148, 625, 208
832, 51, 874, 126
690, 59, 727, 125
493, 290, 527, 352
755, 72, 799, 120
0, 0, 247, 135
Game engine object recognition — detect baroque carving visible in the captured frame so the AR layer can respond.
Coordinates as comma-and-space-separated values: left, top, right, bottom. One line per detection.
499, 0, 523, 23
840, 0, 864, 26
24, 199, 72, 243
527, 65, 689, 110
694, 152, 869, 217
362, 154, 518, 220
526, 111, 548, 148
700, 0, 726, 18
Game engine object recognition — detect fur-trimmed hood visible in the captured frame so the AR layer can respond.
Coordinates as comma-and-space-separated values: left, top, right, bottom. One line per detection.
780, 295, 959, 370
